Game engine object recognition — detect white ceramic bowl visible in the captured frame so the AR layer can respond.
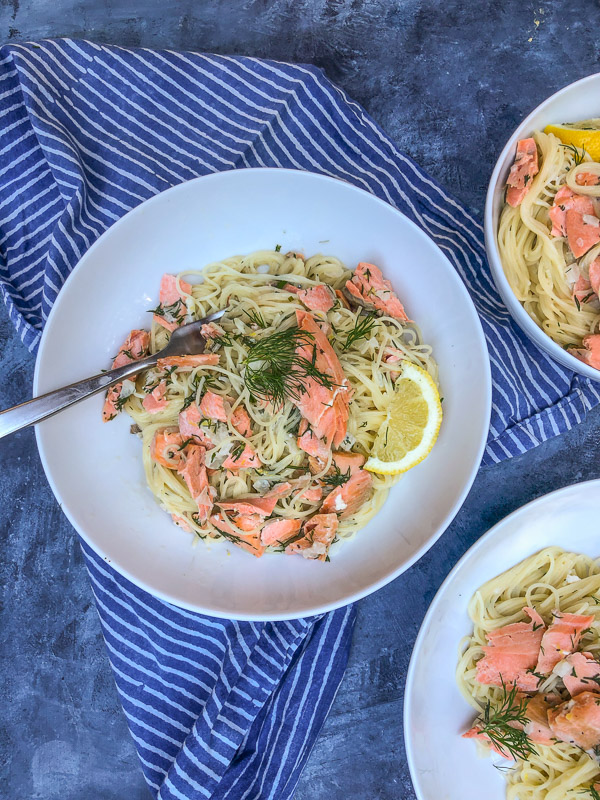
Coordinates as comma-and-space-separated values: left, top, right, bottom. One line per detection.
404, 479, 600, 800
34, 168, 491, 620
484, 72, 600, 381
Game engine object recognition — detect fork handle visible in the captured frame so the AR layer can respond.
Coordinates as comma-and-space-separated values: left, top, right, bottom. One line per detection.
0, 353, 158, 439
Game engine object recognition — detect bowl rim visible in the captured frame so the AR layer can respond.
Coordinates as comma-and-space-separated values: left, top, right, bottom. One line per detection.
484, 71, 600, 383
403, 477, 600, 799
33, 167, 492, 620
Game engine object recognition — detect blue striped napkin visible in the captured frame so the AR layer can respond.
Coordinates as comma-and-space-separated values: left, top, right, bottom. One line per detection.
0, 38, 598, 799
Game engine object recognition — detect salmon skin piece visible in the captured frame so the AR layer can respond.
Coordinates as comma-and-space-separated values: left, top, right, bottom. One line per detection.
535, 611, 594, 675
102, 329, 150, 422
548, 690, 600, 749
343, 262, 409, 321
474, 606, 546, 691
506, 137, 539, 207
285, 513, 338, 561
154, 274, 192, 332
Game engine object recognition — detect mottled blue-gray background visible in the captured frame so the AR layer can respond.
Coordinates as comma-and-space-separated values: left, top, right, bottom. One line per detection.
1, 2, 599, 799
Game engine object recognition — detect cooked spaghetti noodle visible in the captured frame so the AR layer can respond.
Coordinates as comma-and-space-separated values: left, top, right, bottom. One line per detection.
457, 547, 600, 800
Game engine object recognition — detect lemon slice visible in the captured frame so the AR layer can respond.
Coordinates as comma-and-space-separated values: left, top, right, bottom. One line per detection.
544, 121, 600, 161
364, 362, 442, 475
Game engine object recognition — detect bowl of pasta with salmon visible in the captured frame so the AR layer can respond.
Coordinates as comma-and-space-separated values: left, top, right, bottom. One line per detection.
405, 480, 600, 800
34, 168, 490, 620
485, 72, 600, 379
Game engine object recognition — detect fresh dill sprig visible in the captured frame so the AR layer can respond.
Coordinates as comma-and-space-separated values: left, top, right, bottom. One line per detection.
243, 327, 334, 406
588, 784, 600, 800
148, 299, 187, 324
341, 313, 378, 351
561, 142, 587, 167
321, 465, 351, 487
477, 681, 534, 761
244, 308, 268, 328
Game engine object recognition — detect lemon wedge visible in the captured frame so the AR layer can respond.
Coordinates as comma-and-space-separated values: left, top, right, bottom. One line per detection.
364, 362, 442, 475
544, 121, 600, 161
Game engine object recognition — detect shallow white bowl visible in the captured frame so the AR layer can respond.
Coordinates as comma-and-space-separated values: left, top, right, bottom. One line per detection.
484, 72, 600, 381
404, 479, 600, 800
34, 168, 491, 620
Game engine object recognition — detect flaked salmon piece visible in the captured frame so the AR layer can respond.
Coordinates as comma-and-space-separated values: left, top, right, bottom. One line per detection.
285, 513, 338, 561
571, 334, 600, 369
523, 692, 559, 746
209, 512, 264, 557
293, 310, 352, 457
475, 606, 546, 691
506, 138, 539, 207
142, 381, 168, 414
321, 470, 373, 518
576, 172, 600, 186
547, 187, 600, 256
156, 353, 219, 370
178, 403, 211, 446
231, 405, 253, 437
215, 496, 276, 536
332, 451, 366, 476
563, 652, 600, 697
536, 611, 595, 675
154, 274, 192, 332
222, 443, 261, 470
198, 390, 253, 437
296, 284, 336, 313
344, 262, 409, 321
261, 518, 302, 547
264, 482, 293, 500
177, 444, 214, 522
199, 390, 228, 422
102, 329, 150, 422
589, 257, 600, 296
295, 485, 323, 504
566, 206, 600, 258
150, 427, 187, 469
297, 420, 331, 461
282, 283, 300, 294
200, 321, 225, 339
548, 690, 600, 749
549, 186, 575, 237
573, 275, 593, 304
171, 513, 193, 532
216, 495, 280, 518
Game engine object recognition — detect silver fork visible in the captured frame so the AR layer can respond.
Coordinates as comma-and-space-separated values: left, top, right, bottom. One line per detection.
0, 310, 226, 439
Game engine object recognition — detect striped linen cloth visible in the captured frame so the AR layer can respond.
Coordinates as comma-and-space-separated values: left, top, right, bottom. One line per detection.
0, 37, 598, 799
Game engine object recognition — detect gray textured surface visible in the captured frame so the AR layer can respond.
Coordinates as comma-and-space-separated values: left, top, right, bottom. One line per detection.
0, 2, 599, 799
